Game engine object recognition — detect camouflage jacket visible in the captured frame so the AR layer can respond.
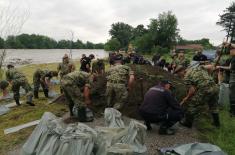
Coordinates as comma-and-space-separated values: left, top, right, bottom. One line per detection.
92, 60, 105, 74
106, 65, 133, 83
184, 66, 215, 90
6, 68, 27, 82
57, 61, 75, 77
62, 71, 91, 88
33, 69, 52, 81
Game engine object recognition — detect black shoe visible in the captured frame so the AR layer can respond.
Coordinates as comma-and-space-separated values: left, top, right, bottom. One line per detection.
34, 91, 39, 99
179, 120, 193, 128
159, 128, 175, 135
211, 113, 220, 128
144, 121, 152, 131
26, 102, 35, 106
43, 89, 49, 98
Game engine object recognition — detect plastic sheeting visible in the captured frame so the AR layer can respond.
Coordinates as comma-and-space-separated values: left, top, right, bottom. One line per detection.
159, 143, 227, 155
0, 105, 10, 116
21, 112, 96, 155
21, 109, 147, 155
104, 108, 125, 128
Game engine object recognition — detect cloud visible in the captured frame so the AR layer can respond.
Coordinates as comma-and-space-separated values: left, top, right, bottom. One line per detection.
0, 0, 232, 45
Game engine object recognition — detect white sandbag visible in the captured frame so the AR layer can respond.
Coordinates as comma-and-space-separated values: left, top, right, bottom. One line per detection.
0, 105, 10, 116
104, 108, 125, 128
21, 112, 57, 155
119, 120, 147, 155
218, 83, 230, 105
56, 124, 96, 155
95, 127, 126, 155
106, 143, 134, 155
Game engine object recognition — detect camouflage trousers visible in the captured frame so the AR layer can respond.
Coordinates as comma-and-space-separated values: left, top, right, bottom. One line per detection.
61, 81, 85, 115
184, 85, 219, 119
12, 78, 33, 100
105, 82, 128, 110
229, 73, 235, 115
33, 77, 48, 92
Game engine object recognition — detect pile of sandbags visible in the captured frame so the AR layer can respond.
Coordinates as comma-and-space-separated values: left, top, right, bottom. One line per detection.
21, 108, 148, 155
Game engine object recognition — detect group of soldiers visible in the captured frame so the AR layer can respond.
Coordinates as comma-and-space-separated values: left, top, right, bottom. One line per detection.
0, 43, 234, 135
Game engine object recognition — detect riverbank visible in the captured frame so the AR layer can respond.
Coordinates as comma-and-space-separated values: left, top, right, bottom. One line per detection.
0, 61, 234, 154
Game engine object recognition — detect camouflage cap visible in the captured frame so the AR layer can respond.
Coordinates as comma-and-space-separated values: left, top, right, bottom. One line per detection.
0, 80, 9, 89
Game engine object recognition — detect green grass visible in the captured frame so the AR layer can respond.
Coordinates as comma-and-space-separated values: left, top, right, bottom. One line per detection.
197, 106, 235, 154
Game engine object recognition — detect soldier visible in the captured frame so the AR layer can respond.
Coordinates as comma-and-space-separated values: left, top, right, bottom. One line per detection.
92, 58, 105, 75
57, 54, 75, 78
5, 64, 34, 106
57, 54, 75, 93
80, 54, 95, 73
105, 54, 135, 110
0, 80, 10, 99
33, 69, 58, 99
179, 66, 220, 127
61, 71, 94, 121
216, 43, 235, 116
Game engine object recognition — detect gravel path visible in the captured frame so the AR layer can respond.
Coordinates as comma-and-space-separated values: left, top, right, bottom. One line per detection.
7, 113, 200, 155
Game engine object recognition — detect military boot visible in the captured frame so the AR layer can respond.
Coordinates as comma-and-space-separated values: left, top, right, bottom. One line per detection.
230, 103, 235, 117
34, 90, 39, 99
43, 89, 49, 98
14, 97, 21, 106
158, 126, 175, 135
26, 95, 35, 106
211, 113, 220, 127
180, 114, 194, 128
144, 121, 152, 131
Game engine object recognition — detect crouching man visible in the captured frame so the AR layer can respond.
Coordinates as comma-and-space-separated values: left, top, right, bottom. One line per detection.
139, 80, 183, 135
61, 71, 94, 122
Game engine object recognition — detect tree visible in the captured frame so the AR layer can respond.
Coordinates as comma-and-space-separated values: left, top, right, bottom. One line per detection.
57, 40, 72, 49
0, 37, 4, 49
217, 2, 235, 36
85, 41, 95, 49
109, 22, 133, 48
132, 24, 147, 39
104, 38, 121, 51
148, 11, 179, 49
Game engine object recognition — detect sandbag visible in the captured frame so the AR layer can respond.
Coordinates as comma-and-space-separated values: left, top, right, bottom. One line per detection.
106, 143, 134, 155
159, 143, 227, 155
0, 105, 10, 116
119, 120, 147, 155
218, 83, 230, 105
21, 112, 57, 155
104, 108, 125, 128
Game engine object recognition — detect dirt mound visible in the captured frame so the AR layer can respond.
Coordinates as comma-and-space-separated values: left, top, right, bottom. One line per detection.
91, 65, 187, 119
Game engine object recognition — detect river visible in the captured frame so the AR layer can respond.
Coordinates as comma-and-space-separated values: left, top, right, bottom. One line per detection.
3, 49, 109, 66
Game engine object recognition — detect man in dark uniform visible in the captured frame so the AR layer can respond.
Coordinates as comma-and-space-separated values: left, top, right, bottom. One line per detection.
139, 80, 183, 135
33, 69, 58, 99
193, 50, 207, 62
80, 54, 95, 73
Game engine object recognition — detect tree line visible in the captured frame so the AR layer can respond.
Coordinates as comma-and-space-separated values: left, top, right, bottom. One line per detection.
0, 34, 104, 49
104, 11, 214, 53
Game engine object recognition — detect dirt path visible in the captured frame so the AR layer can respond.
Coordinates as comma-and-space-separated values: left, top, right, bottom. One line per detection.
6, 113, 199, 155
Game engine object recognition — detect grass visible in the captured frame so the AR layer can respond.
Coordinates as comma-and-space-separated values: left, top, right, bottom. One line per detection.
197, 106, 235, 154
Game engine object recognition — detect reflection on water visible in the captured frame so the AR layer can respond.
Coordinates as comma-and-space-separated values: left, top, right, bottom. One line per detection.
4, 49, 108, 66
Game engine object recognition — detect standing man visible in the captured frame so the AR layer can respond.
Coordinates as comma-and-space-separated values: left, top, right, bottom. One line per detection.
80, 54, 95, 73
139, 80, 183, 135
33, 69, 58, 99
5, 64, 34, 106
92, 58, 105, 75
105, 54, 135, 110
57, 54, 75, 93
61, 71, 93, 121
180, 66, 220, 127
216, 43, 235, 116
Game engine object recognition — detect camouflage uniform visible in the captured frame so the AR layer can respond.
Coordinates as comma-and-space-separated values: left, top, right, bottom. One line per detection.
33, 69, 53, 98
183, 66, 219, 126
61, 71, 91, 116
92, 59, 105, 74
106, 65, 133, 110
57, 61, 75, 78
6, 68, 33, 105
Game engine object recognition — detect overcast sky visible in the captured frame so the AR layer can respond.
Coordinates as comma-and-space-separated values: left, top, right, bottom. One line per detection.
0, 0, 233, 45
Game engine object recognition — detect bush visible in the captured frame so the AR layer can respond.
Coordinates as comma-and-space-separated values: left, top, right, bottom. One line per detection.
151, 45, 170, 55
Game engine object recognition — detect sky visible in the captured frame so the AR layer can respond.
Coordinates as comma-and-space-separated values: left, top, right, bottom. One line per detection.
0, 0, 234, 45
